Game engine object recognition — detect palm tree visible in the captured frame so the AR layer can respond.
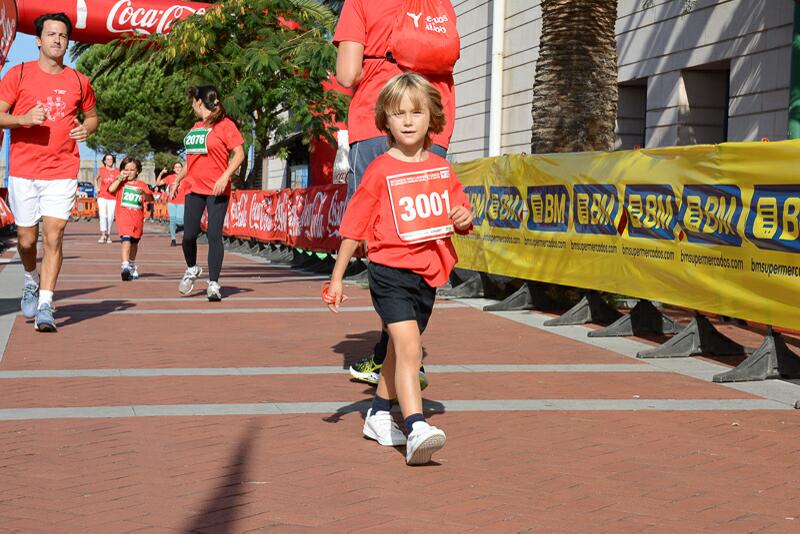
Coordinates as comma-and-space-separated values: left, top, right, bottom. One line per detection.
530, 0, 696, 154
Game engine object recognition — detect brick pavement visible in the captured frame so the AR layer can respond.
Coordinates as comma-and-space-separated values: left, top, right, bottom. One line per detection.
0, 222, 798, 533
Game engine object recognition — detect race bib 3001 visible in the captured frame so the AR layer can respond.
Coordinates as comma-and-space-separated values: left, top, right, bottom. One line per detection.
184, 127, 211, 155
120, 185, 144, 210
386, 166, 454, 243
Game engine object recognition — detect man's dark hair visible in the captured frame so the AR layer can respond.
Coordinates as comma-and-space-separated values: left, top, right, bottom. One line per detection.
34, 13, 73, 40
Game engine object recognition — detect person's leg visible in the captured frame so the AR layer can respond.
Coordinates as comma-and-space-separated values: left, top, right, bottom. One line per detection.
121, 239, 131, 264
16, 225, 39, 274
384, 321, 424, 418
7, 177, 41, 275
205, 195, 229, 283
98, 198, 108, 239
168, 203, 178, 241
39, 216, 68, 295
181, 193, 204, 268
107, 201, 116, 241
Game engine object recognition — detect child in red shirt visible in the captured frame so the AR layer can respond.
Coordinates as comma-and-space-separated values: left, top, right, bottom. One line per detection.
108, 157, 153, 281
327, 72, 472, 466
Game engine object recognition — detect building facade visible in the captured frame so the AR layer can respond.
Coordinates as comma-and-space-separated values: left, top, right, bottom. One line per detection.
450, 0, 794, 162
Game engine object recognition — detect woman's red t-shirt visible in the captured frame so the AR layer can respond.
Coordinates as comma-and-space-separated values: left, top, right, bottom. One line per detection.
333, 0, 456, 148
163, 174, 189, 205
184, 117, 244, 197
339, 152, 471, 287
97, 166, 118, 200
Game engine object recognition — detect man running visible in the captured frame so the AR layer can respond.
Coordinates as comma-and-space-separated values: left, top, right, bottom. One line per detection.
0, 12, 98, 331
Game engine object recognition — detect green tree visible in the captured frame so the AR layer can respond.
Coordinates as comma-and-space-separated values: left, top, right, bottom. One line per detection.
76, 44, 195, 159
105, 0, 347, 187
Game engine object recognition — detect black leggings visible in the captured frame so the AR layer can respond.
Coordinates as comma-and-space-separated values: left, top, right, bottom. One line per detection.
183, 193, 229, 282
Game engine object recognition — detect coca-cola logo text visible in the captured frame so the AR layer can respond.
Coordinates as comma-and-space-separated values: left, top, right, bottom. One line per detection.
107, 0, 207, 35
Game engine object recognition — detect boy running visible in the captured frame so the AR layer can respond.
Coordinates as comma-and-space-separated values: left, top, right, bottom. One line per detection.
108, 157, 152, 281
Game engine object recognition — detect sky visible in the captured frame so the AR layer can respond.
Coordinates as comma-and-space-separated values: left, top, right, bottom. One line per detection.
1, 33, 99, 163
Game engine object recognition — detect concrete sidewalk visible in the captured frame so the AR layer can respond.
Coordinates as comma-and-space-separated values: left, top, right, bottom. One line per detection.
0, 222, 798, 533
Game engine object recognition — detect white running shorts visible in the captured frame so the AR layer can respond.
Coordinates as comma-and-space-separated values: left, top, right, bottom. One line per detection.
8, 176, 78, 227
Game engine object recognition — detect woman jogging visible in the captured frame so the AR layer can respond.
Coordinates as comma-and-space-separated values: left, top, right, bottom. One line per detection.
170, 86, 244, 301
94, 153, 117, 243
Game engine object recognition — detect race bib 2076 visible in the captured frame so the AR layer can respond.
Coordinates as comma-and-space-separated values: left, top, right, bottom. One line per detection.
120, 184, 144, 210
184, 128, 211, 155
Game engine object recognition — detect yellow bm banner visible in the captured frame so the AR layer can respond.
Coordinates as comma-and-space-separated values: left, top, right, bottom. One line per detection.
451, 140, 800, 330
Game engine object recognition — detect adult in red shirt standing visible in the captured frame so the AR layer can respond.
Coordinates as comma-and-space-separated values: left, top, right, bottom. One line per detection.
170, 86, 244, 301
333, 0, 459, 387
94, 153, 118, 244
156, 161, 187, 247
0, 13, 99, 332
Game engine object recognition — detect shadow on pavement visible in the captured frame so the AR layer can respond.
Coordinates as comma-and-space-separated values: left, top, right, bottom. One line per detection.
55, 300, 136, 327
0, 286, 114, 318
183, 421, 259, 533
321, 398, 446, 425
330, 330, 381, 369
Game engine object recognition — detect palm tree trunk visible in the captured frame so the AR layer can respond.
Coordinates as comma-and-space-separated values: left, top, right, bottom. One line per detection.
531, 0, 619, 153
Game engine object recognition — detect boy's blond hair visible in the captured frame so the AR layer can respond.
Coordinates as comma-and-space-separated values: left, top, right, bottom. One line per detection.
375, 72, 446, 149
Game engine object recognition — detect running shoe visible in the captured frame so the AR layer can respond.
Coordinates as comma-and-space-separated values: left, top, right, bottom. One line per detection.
34, 303, 57, 332
179, 266, 203, 295
121, 264, 133, 281
349, 352, 382, 385
363, 409, 407, 446
207, 281, 222, 301
21, 282, 39, 319
405, 421, 446, 465
130, 264, 139, 280
170, 239, 177, 247
97, 235, 106, 243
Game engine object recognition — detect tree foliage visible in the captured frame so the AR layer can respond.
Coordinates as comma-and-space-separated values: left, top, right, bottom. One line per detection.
101, 0, 347, 170
76, 44, 195, 159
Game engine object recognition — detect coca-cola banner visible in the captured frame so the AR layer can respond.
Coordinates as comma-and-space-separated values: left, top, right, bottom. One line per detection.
0, 196, 15, 228
0, 0, 17, 68
16, 0, 211, 44
206, 185, 348, 252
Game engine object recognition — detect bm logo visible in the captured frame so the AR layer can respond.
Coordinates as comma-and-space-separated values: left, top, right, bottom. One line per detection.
573, 184, 618, 235
679, 185, 742, 246
745, 185, 800, 253
464, 186, 488, 226
625, 185, 679, 240
487, 186, 526, 229
527, 185, 569, 232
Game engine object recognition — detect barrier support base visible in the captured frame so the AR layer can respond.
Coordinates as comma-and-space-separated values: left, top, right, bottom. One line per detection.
588, 300, 682, 338
306, 255, 336, 274
637, 314, 746, 358
437, 275, 483, 299
290, 251, 318, 269
197, 233, 208, 244
543, 292, 621, 326
713, 329, 800, 383
345, 267, 370, 284
483, 282, 556, 312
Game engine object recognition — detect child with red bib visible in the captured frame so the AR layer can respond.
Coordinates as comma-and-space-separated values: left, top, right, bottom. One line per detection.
108, 156, 152, 281
94, 153, 117, 244
326, 72, 472, 466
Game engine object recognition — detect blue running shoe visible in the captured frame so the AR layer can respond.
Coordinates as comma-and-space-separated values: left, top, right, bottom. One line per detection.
34, 303, 57, 332
21, 282, 39, 319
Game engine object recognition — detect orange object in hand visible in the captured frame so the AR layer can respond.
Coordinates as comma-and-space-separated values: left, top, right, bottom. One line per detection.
322, 282, 339, 304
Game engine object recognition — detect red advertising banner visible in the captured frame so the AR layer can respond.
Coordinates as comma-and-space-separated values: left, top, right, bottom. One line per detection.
0, 0, 17, 68
16, 0, 211, 44
0, 196, 15, 228
206, 185, 348, 252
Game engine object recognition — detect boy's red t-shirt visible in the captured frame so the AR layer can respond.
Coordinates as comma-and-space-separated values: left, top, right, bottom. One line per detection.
162, 174, 189, 205
0, 62, 96, 180
97, 167, 118, 200
115, 179, 150, 239
333, 0, 456, 148
339, 152, 471, 287
184, 117, 244, 197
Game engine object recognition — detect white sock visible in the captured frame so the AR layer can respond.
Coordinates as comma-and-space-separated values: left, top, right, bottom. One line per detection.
24, 270, 39, 287
38, 290, 53, 309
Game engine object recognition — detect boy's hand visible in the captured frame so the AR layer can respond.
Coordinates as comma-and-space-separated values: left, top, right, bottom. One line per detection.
449, 205, 473, 231
325, 279, 348, 313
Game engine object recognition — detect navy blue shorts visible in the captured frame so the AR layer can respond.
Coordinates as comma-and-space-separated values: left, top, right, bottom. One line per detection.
120, 236, 141, 244
367, 262, 436, 333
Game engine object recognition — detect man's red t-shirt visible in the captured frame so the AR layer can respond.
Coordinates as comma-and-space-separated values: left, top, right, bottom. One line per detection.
339, 152, 471, 287
162, 174, 189, 205
184, 117, 244, 197
115, 179, 150, 239
97, 166, 118, 200
0, 62, 96, 180
333, 0, 456, 148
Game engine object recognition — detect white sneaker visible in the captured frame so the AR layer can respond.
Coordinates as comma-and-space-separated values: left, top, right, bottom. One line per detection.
207, 281, 221, 301
363, 409, 407, 446
405, 421, 446, 465
130, 264, 139, 280
97, 235, 106, 243
179, 266, 202, 295
21, 282, 39, 319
